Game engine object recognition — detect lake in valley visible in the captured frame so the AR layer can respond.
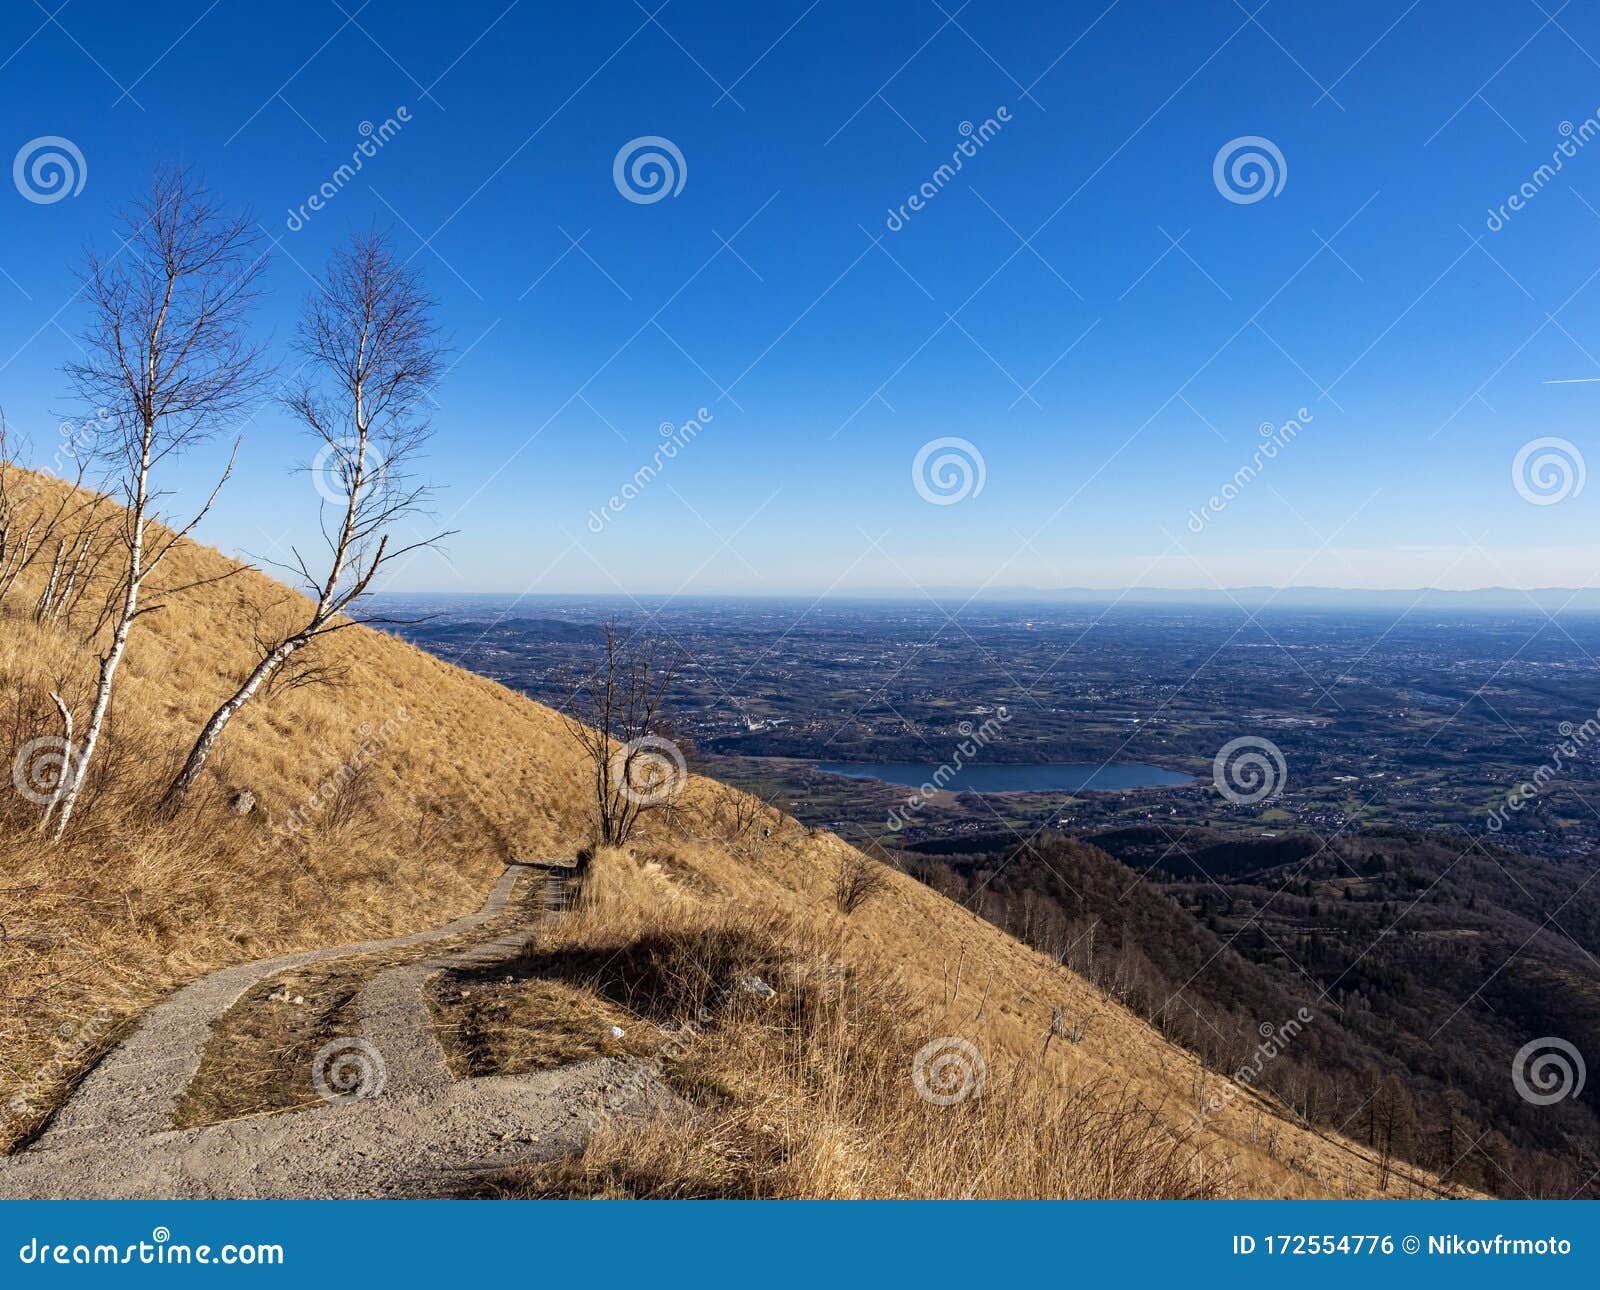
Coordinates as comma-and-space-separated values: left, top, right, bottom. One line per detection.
810, 761, 1194, 794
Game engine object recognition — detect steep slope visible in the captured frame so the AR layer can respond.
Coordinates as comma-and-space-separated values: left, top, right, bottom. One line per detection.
0, 469, 1441, 1197
907, 825, 1600, 1197
1093, 824, 1600, 1196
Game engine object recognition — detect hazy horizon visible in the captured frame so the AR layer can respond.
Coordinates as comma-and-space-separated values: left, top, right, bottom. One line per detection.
371, 582, 1600, 610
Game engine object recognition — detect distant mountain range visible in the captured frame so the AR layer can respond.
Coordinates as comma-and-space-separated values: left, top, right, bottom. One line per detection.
838, 585, 1600, 612
378, 586, 1600, 613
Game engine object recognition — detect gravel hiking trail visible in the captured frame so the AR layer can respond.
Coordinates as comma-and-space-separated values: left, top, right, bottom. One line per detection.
0, 861, 666, 1199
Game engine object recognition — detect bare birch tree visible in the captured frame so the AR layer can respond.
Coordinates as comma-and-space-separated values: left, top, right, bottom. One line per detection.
32, 506, 117, 627
159, 230, 445, 809
562, 620, 683, 845
46, 165, 269, 838
0, 411, 103, 611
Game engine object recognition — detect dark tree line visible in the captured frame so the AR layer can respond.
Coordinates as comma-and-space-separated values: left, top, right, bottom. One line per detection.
906, 829, 1600, 1197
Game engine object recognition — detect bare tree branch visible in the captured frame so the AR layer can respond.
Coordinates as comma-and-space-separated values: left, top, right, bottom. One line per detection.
0, 411, 107, 610
46, 164, 269, 838
562, 618, 684, 846
160, 229, 448, 809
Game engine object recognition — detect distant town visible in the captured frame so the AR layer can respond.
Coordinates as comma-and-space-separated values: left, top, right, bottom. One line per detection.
383, 595, 1600, 859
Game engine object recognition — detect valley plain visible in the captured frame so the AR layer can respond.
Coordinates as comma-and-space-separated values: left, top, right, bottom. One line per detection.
387, 595, 1600, 856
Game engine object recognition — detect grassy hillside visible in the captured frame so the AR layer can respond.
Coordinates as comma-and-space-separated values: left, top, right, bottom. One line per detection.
908, 831, 1587, 1196
0, 469, 1448, 1197
1093, 824, 1600, 1196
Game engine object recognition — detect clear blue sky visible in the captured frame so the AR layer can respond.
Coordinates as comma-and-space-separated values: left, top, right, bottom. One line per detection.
2, 0, 1599, 596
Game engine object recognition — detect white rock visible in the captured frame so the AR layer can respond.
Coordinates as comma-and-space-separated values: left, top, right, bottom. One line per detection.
737, 974, 776, 999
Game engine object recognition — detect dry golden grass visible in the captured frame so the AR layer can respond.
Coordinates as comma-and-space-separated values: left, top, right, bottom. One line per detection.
429, 975, 651, 1078
0, 471, 585, 1146
454, 847, 1459, 1199
461, 850, 1232, 1199
0, 468, 1453, 1196
171, 961, 367, 1128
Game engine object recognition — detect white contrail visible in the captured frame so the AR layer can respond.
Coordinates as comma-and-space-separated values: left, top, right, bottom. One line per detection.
1542, 377, 1600, 384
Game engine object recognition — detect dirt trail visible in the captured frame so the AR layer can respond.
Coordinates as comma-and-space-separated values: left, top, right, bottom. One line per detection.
0, 861, 664, 1199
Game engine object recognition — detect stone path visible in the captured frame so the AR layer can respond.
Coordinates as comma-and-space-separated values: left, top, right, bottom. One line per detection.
0, 861, 662, 1199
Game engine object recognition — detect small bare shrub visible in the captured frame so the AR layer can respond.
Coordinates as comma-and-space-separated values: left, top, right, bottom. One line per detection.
562, 620, 682, 846
834, 850, 890, 915
323, 760, 379, 836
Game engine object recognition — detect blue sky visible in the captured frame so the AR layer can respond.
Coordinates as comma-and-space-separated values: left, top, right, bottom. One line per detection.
2, 0, 1600, 596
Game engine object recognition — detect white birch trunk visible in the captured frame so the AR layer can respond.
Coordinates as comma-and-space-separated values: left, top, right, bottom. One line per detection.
160, 637, 303, 807
48, 448, 149, 839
